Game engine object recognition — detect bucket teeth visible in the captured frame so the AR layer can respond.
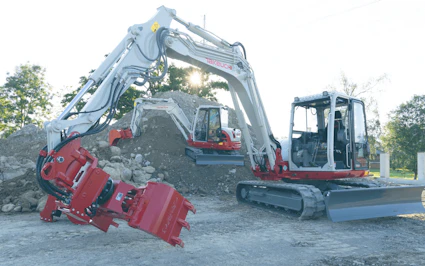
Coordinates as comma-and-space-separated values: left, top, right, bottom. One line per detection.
184, 200, 196, 214
171, 236, 184, 248
177, 218, 190, 231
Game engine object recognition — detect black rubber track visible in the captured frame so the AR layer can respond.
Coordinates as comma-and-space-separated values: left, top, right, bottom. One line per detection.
236, 180, 325, 220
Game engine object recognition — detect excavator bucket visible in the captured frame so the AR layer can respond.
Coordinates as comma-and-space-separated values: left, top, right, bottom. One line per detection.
108, 128, 133, 146
126, 182, 196, 247
325, 185, 425, 222
185, 147, 245, 166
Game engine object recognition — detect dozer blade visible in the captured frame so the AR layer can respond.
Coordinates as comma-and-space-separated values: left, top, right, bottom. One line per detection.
185, 147, 245, 166
195, 153, 245, 166
325, 185, 425, 222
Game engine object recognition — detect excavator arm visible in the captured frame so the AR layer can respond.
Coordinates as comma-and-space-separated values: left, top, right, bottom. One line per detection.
109, 98, 192, 146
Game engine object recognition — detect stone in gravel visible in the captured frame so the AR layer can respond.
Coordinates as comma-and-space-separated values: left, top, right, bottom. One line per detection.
179, 186, 190, 194
2, 203, 15, 213
122, 168, 132, 181
98, 141, 109, 149
110, 146, 121, 156
36, 195, 48, 212
103, 166, 122, 181
98, 160, 108, 168
135, 154, 143, 164
157, 173, 165, 180
142, 166, 155, 174
133, 170, 151, 184
2, 196, 12, 204
13, 206, 22, 212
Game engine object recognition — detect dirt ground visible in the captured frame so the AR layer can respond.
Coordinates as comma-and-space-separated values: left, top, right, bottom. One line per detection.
1, 195, 425, 266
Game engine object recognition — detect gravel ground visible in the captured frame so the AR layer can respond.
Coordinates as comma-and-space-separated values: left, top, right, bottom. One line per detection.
1, 195, 425, 266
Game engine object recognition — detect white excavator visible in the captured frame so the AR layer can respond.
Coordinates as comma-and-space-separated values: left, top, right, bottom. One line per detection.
37, 6, 425, 247
108, 98, 243, 165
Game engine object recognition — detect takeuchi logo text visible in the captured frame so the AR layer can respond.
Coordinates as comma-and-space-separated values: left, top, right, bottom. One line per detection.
206, 58, 232, 70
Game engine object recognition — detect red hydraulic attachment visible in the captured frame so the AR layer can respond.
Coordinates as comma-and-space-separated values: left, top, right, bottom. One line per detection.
109, 128, 133, 146
39, 136, 195, 247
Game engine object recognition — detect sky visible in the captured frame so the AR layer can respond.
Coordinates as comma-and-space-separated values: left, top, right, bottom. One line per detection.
1, 0, 424, 138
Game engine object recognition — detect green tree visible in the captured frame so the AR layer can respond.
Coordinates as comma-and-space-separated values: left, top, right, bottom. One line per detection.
61, 63, 229, 120
148, 64, 228, 101
381, 95, 425, 179
328, 72, 388, 156
0, 63, 52, 137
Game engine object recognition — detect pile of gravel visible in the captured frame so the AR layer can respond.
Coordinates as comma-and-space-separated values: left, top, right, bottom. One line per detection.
0, 91, 255, 214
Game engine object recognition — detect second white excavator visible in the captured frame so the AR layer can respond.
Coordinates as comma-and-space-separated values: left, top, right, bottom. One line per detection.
109, 97, 243, 165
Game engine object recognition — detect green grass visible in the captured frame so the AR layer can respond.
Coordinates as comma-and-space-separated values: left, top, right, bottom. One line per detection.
369, 168, 415, 179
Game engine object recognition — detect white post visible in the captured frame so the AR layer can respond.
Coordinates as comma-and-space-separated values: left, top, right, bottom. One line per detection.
417, 152, 425, 181
380, 153, 390, 178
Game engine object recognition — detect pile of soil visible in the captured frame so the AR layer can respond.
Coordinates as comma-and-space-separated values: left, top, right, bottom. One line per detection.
0, 91, 256, 213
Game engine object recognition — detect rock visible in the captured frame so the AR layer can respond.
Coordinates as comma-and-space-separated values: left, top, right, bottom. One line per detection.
98, 141, 109, 149
142, 166, 156, 174
229, 169, 237, 174
135, 154, 143, 164
110, 156, 122, 163
20, 190, 39, 207
133, 170, 151, 184
98, 160, 108, 168
21, 190, 36, 199
2, 203, 15, 213
36, 195, 48, 212
2, 196, 12, 205
179, 186, 190, 194
103, 166, 122, 181
122, 168, 132, 181
130, 153, 136, 158
157, 173, 165, 180
110, 146, 121, 156
21, 160, 36, 170
13, 206, 22, 212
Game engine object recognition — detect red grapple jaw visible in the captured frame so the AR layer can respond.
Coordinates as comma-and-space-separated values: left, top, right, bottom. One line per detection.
126, 182, 196, 247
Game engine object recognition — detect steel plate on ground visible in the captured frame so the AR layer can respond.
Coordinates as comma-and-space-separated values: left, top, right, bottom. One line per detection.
325, 185, 425, 222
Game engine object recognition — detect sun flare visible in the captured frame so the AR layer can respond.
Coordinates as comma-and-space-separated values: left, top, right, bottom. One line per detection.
189, 71, 202, 86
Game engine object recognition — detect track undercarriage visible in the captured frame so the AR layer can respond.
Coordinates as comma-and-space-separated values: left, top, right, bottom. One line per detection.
236, 178, 425, 222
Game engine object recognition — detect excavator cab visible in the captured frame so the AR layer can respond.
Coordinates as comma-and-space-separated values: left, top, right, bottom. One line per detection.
193, 106, 226, 143
187, 105, 244, 165
289, 91, 369, 173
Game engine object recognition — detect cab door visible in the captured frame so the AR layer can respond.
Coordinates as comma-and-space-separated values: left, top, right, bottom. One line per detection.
350, 100, 369, 170
194, 108, 221, 142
